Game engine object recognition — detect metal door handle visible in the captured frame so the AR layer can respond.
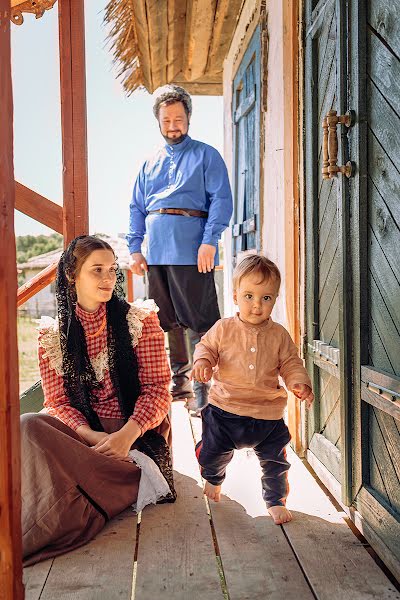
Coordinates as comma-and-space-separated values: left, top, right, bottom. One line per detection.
322, 110, 354, 179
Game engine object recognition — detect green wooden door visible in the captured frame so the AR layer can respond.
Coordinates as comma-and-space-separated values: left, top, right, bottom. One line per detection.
304, 0, 344, 489
353, 0, 400, 575
305, 0, 400, 575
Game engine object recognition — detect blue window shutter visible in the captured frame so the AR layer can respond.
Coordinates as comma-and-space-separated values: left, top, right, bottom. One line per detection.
232, 26, 261, 259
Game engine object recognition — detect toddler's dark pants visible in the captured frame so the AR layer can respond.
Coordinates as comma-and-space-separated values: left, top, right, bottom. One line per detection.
196, 404, 291, 508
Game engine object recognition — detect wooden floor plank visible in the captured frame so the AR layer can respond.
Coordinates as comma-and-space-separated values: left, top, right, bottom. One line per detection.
134, 402, 223, 600
190, 416, 314, 600
23, 558, 53, 600
284, 448, 397, 599
24, 405, 398, 599
38, 508, 137, 599
192, 414, 398, 599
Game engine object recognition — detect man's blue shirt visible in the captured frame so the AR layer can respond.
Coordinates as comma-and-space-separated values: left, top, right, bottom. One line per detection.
127, 135, 233, 265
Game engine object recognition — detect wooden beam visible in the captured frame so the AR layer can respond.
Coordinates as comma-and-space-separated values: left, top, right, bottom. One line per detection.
127, 269, 134, 302
167, 0, 186, 82
207, 0, 242, 74
183, 0, 217, 82
173, 71, 222, 95
17, 263, 58, 307
283, 0, 301, 452
172, 80, 222, 95
0, 3, 24, 597
146, 0, 168, 90
15, 181, 63, 234
58, 0, 88, 246
131, 0, 153, 91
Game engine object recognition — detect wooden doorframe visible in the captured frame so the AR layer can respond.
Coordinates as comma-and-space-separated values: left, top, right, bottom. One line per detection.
283, 0, 302, 452
347, 0, 368, 506
0, 2, 24, 598
335, 0, 354, 507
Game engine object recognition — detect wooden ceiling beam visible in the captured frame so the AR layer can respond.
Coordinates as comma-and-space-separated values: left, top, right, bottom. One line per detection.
15, 182, 63, 234
167, 0, 186, 82
173, 81, 222, 95
131, 0, 153, 91
146, 0, 168, 91
207, 0, 242, 74
183, 0, 217, 82
174, 70, 223, 95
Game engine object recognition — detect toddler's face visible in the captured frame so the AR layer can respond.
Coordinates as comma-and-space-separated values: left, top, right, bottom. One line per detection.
233, 273, 280, 325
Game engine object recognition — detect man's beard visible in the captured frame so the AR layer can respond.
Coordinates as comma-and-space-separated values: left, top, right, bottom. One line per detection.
161, 130, 188, 145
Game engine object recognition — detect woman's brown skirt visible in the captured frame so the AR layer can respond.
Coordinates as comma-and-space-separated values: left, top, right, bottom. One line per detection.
21, 412, 170, 566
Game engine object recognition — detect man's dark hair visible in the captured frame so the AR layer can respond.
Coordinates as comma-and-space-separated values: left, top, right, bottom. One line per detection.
152, 84, 192, 119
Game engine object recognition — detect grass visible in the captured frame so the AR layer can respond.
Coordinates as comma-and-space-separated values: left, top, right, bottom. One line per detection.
18, 314, 41, 393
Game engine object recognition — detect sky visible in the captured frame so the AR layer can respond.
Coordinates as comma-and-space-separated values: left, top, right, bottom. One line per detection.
11, 1, 224, 237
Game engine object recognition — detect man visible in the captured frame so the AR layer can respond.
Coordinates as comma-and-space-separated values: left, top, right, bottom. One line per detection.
127, 84, 232, 414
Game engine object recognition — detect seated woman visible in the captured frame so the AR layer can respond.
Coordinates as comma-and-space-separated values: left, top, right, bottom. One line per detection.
21, 235, 175, 566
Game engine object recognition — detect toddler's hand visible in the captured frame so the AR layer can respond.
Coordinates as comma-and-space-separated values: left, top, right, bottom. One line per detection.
291, 384, 314, 409
191, 359, 213, 383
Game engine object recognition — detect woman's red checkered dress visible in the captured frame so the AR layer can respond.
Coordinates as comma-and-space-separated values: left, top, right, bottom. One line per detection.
39, 303, 172, 434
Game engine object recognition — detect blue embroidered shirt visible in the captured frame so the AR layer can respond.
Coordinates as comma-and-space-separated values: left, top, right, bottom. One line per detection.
127, 136, 233, 265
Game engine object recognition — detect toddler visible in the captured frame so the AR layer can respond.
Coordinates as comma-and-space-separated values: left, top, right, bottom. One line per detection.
191, 255, 313, 524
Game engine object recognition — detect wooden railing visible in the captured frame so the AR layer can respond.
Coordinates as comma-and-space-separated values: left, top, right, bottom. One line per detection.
17, 262, 58, 307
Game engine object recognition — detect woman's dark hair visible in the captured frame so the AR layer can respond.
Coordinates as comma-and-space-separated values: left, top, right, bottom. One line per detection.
56, 235, 141, 431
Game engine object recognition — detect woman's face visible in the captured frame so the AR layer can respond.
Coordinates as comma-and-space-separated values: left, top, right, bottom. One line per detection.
74, 249, 117, 312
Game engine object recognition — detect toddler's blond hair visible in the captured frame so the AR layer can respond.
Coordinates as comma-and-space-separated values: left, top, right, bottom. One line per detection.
233, 255, 281, 290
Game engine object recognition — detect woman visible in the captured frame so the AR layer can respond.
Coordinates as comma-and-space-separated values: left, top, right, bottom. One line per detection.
21, 235, 175, 566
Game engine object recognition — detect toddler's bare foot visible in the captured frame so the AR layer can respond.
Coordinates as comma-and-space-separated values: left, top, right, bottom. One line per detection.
268, 505, 292, 524
204, 481, 221, 502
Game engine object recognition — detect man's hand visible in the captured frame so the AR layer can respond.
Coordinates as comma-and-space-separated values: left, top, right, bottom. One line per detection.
191, 359, 213, 383
129, 253, 148, 276
291, 384, 314, 409
197, 244, 216, 273
93, 419, 141, 461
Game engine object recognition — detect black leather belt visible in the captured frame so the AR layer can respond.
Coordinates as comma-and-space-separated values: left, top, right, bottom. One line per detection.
148, 208, 208, 218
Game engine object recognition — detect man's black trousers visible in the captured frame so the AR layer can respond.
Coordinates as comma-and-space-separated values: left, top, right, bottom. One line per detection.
147, 265, 220, 333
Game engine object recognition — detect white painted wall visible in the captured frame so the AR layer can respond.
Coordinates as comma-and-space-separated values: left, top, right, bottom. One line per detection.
222, 0, 288, 328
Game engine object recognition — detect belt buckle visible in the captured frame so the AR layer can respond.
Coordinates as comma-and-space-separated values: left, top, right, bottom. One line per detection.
159, 208, 167, 214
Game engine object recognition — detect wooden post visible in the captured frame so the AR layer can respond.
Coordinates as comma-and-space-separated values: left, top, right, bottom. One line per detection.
58, 0, 89, 246
0, 2, 24, 598
127, 269, 134, 302
283, 0, 301, 452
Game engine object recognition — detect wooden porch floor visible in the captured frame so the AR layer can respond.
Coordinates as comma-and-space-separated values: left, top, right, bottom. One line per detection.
24, 402, 398, 600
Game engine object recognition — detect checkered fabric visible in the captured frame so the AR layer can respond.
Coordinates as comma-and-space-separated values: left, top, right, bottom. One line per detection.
39, 303, 172, 434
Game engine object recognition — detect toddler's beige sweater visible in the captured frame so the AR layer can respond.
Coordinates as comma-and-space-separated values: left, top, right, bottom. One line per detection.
193, 314, 312, 420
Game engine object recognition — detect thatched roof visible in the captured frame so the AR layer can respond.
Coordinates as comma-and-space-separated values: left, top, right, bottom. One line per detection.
104, 0, 244, 96
18, 234, 131, 271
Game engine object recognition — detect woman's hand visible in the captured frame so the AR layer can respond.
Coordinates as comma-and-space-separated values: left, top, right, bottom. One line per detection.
76, 425, 109, 447
191, 359, 213, 383
93, 419, 142, 461
291, 384, 314, 408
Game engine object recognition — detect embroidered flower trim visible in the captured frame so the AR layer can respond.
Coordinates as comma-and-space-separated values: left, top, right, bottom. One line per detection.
38, 299, 159, 380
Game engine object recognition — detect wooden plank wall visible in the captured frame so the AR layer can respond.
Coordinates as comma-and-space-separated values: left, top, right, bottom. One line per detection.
366, 0, 400, 516
0, 2, 24, 598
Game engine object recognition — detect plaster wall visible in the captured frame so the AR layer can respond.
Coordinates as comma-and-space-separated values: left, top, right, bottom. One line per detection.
222, 0, 288, 327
